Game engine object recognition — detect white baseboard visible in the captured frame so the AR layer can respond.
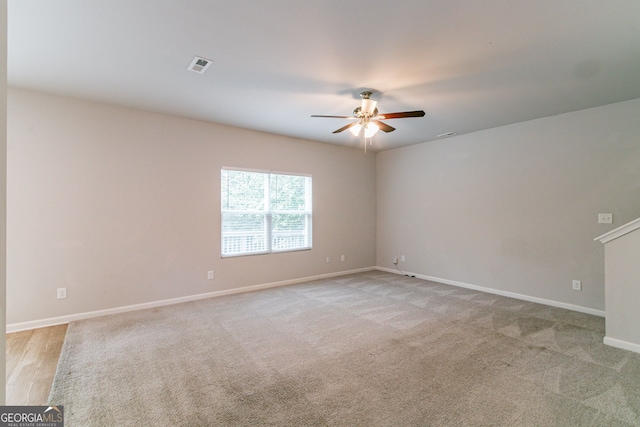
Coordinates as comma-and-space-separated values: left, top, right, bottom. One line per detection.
376, 267, 606, 317
8, 266, 606, 333
6, 267, 376, 333
603, 337, 640, 355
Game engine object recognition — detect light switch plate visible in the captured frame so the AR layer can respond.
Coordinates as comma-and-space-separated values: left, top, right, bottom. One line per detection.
598, 213, 613, 224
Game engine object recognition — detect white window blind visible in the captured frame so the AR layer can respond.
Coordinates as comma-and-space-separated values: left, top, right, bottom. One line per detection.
221, 168, 312, 257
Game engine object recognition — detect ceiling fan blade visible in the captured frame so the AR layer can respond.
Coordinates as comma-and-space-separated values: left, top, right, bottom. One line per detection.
378, 110, 426, 119
311, 114, 354, 119
373, 120, 395, 133
332, 122, 359, 134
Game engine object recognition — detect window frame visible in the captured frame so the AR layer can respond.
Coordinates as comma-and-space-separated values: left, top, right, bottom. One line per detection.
221, 167, 312, 258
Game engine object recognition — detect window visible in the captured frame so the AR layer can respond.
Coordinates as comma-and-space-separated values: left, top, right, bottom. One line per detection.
221, 168, 312, 257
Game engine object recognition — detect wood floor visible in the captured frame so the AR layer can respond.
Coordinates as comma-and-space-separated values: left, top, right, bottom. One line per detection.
5, 324, 68, 405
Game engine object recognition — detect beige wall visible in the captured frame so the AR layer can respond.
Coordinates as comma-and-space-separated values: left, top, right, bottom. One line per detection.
7, 88, 377, 326
8, 85, 640, 331
377, 98, 640, 313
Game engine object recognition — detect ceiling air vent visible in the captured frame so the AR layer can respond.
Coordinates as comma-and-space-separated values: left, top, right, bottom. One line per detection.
188, 56, 212, 74
437, 132, 457, 138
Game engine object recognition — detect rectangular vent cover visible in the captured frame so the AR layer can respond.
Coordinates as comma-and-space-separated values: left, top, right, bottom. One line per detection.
188, 56, 212, 73
437, 132, 457, 138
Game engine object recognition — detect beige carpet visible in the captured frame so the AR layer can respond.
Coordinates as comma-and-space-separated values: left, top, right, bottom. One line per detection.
49, 271, 640, 426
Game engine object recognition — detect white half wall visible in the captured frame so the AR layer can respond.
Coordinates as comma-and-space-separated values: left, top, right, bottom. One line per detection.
377, 98, 640, 312
598, 221, 640, 353
7, 88, 377, 326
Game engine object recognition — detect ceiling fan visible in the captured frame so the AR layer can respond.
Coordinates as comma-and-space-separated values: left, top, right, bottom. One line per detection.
311, 91, 425, 148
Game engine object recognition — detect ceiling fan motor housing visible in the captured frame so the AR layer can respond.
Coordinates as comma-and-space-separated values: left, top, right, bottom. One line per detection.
353, 106, 379, 119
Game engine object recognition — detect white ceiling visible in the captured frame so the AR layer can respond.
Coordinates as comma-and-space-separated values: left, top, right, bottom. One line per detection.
8, 1, 640, 151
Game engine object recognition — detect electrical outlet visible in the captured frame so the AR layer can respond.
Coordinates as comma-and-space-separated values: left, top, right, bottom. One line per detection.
598, 213, 613, 224
572, 280, 582, 291
57, 287, 67, 299
207, 270, 214, 280
340, 255, 345, 262
326, 256, 331, 263
401, 255, 406, 262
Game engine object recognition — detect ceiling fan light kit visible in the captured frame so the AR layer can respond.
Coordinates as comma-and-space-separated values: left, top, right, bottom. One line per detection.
349, 122, 380, 138
312, 91, 425, 151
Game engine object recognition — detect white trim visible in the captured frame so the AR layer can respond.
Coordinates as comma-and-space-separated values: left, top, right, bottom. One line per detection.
603, 336, 640, 355
8, 266, 606, 333
6, 267, 375, 333
221, 165, 271, 174
594, 217, 640, 244
376, 267, 605, 317
221, 166, 311, 178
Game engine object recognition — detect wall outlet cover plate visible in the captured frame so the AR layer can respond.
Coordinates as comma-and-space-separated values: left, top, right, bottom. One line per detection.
598, 213, 613, 224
